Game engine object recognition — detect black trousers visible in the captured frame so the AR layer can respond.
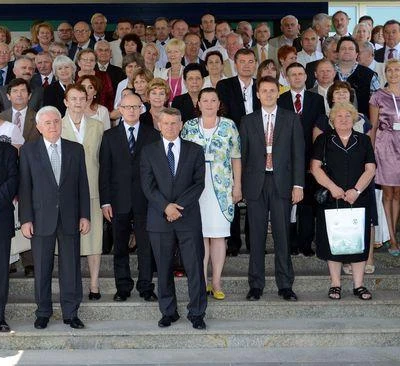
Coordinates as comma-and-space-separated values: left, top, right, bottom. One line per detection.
149, 229, 207, 318
31, 221, 82, 319
227, 205, 250, 251
112, 211, 155, 295
247, 173, 294, 290
0, 236, 12, 320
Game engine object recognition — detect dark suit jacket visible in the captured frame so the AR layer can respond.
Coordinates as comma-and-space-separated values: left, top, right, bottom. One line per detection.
140, 139, 205, 232
99, 122, 160, 215
68, 40, 96, 60
30, 73, 56, 89
4, 62, 15, 85
0, 84, 43, 113
0, 107, 40, 143
216, 76, 261, 127
240, 107, 304, 201
0, 142, 18, 238
278, 90, 325, 167
19, 137, 90, 236
374, 46, 385, 63
171, 93, 197, 123
90, 32, 114, 44
43, 81, 67, 117
305, 59, 319, 89
95, 63, 125, 97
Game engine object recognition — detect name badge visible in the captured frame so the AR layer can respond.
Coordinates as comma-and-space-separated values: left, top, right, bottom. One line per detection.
205, 153, 214, 162
266, 146, 272, 154
393, 122, 400, 131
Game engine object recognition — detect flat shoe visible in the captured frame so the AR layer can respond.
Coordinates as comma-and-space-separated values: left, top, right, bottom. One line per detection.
0, 320, 10, 332
365, 264, 375, 274
353, 286, 372, 300
211, 288, 225, 300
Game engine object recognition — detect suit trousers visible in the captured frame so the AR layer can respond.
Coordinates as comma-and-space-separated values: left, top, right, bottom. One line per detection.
0, 237, 11, 319
247, 173, 294, 290
149, 229, 207, 318
31, 219, 82, 319
112, 211, 155, 294
227, 205, 250, 251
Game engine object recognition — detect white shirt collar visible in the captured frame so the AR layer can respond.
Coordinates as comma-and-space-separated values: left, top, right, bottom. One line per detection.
43, 137, 61, 150
123, 120, 140, 139
12, 106, 28, 116
162, 135, 180, 149
290, 88, 305, 100
262, 105, 278, 118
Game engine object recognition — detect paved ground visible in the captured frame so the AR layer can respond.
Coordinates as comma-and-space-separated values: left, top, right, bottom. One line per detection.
1, 347, 400, 365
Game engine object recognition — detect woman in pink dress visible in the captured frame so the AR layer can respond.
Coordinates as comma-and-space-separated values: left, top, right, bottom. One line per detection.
370, 59, 400, 255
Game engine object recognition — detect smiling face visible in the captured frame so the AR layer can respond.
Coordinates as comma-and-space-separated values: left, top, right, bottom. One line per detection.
149, 86, 167, 108
257, 81, 279, 109
79, 78, 97, 100
331, 108, 354, 133
55, 63, 74, 83
198, 90, 220, 117
235, 53, 256, 78
206, 54, 223, 76
333, 12, 349, 36
158, 112, 182, 141
37, 26, 53, 46
78, 51, 96, 73
386, 61, 400, 85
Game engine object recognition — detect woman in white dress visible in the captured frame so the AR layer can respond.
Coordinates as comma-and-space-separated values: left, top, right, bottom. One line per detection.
77, 74, 111, 130
62, 84, 104, 300
181, 87, 241, 300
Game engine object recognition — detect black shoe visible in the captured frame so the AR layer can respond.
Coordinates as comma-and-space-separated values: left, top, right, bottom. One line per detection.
88, 291, 101, 300
158, 311, 180, 327
0, 319, 10, 332
246, 288, 262, 301
301, 248, 315, 257
290, 248, 300, 255
63, 317, 85, 329
188, 315, 206, 330
226, 247, 240, 257
113, 292, 130, 302
278, 288, 298, 301
141, 291, 158, 302
24, 265, 34, 277
34, 317, 49, 329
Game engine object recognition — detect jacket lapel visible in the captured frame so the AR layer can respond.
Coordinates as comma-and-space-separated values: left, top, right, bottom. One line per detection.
254, 109, 266, 147
59, 138, 71, 187
273, 107, 284, 143
61, 116, 77, 142
23, 109, 37, 140
174, 138, 188, 181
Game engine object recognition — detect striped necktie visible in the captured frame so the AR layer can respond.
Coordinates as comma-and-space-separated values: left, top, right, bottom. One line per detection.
167, 142, 175, 176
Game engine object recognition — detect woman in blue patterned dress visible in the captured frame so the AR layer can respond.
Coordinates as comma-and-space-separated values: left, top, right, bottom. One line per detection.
181, 87, 241, 300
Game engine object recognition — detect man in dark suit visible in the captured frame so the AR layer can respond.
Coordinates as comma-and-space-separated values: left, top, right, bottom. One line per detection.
99, 93, 160, 302
19, 106, 90, 330
0, 142, 18, 332
278, 62, 326, 257
30, 52, 55, 89
241, 76, 304, 302
90, 13, 114, 43
217, 48, 261, 255
0, 78, 40, 277
140, 107, 207, 329
374, 20, 400, 63
68, 21, 96, 61
0, 43, 15, 86
94, 40, 126, 98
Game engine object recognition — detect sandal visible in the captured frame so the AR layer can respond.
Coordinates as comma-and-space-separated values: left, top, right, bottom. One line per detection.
328, 286, 341, 300
353, 286, 372, 300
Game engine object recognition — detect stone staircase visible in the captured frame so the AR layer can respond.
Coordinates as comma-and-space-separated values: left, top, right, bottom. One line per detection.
2, 249, 400, 350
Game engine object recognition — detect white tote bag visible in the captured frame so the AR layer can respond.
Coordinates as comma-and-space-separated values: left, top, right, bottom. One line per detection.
10, 202, 31, 256
324, 206, 365, 255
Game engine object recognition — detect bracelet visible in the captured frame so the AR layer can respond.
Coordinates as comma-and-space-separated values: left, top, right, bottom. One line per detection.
353, 188, 361, 195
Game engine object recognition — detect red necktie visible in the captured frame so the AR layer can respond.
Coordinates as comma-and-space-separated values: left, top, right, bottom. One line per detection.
42, 76, 49, 88
388, 48, 395, 60
265, 114, 274, 170
294, 93, 302, 114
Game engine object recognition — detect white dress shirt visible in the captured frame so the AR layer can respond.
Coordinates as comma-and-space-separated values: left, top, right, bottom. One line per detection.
290, 89, 305, 114
262, 106, 277, 172
155, 38, 170, 69
239, 77, 254, 115
384, 43, 400, 62
123, 121, 140, 141
12, 106, 28, 133
43, 137, 62, 161
66, 113, 87, 144
162, 136, 180, 175
296, 50, 323, 67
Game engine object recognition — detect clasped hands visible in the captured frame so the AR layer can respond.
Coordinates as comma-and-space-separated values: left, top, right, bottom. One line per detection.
329, 185, 359, 205
164, 203, 184, 222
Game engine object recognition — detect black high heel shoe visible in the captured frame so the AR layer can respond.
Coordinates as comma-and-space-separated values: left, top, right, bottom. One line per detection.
88, 291, 101, 300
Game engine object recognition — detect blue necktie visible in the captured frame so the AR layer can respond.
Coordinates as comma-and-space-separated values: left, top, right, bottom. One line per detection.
167, 142, 175, 176
0, 70, 4, 86
128, 126, 135, 154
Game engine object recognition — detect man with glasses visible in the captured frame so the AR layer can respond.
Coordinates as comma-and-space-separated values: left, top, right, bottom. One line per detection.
0, 43, 15, 86
56, 22, 73, 50
68, 21, 95, 61
99, 93, 160, 303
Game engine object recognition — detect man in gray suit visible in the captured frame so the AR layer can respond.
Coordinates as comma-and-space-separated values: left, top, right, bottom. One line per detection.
240, 76, 304, 302
19, 106, 90, 330
140, 107, 207, 330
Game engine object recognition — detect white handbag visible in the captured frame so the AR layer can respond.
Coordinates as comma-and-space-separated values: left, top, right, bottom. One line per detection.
10, 202, 31, 256
324, 205, 365, 255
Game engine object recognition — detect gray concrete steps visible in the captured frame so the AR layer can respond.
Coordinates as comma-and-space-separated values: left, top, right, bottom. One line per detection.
1, 318, 400, 350
5, 290, 400, 321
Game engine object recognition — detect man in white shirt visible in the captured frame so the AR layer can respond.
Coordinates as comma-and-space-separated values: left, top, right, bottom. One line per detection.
90, 13, 112, 43
171, 19, 189, 41
374, 20, 400, 63
109, 19, 133, 68
332, 11, 351, 38
252, 23, 276, 64
297, 28, 323, 67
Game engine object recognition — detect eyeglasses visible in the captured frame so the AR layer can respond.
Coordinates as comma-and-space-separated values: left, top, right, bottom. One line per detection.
74, 29, 89, 34
120, 105, 141, 111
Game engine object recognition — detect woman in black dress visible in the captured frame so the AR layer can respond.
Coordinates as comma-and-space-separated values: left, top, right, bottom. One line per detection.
311, 102, 376, 300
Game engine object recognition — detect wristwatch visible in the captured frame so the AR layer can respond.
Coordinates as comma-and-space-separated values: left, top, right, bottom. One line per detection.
353, 188, 361, 195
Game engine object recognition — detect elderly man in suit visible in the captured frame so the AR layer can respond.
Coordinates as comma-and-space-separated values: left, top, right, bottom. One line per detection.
252, 23, 276, 64
217, 48, 261, 256
19, 106, 90, 330
241, 76, 304, 302
278, 62, 326, 257
268, 15, 301, 52
99, 93, 160, 302
140, 107, 207, 329
0, 78, 40, 277
0, 141, 18, 332
0, 42, 15, 86
374, 20, 400, 63
68, 21, 95, 61
31, 52, 55, 88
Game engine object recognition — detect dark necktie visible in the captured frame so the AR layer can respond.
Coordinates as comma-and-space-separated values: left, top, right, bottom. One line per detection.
388, 48, 395, 59
42, 76, 49, 88
167, 142, 175, 176
161, 41, 166, 46
0, 69, 3, 86
128, 126, 135, 154
294, 93, 302, 114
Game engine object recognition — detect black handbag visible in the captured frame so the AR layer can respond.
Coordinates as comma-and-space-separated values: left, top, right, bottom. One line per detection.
314, 134, 329, 204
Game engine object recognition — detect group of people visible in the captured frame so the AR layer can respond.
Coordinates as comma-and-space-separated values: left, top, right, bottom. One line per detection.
1, 10, 400, 334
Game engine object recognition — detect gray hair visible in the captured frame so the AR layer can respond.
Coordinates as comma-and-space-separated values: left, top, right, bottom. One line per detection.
281, 15, 298, 26
322, 36, 337, 56
359, 41, 375, 55
52, 55, 76, 80
312, 13, 330, 28
94, 39, 110, 51
300, 27, 317, 40
14, 56, 34, 68
227, 32, 244, 46
35, 106, 62, 124
160, 107, 181, 120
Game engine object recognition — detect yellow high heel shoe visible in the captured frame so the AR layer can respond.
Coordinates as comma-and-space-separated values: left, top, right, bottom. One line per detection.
211, 288, 225, 300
